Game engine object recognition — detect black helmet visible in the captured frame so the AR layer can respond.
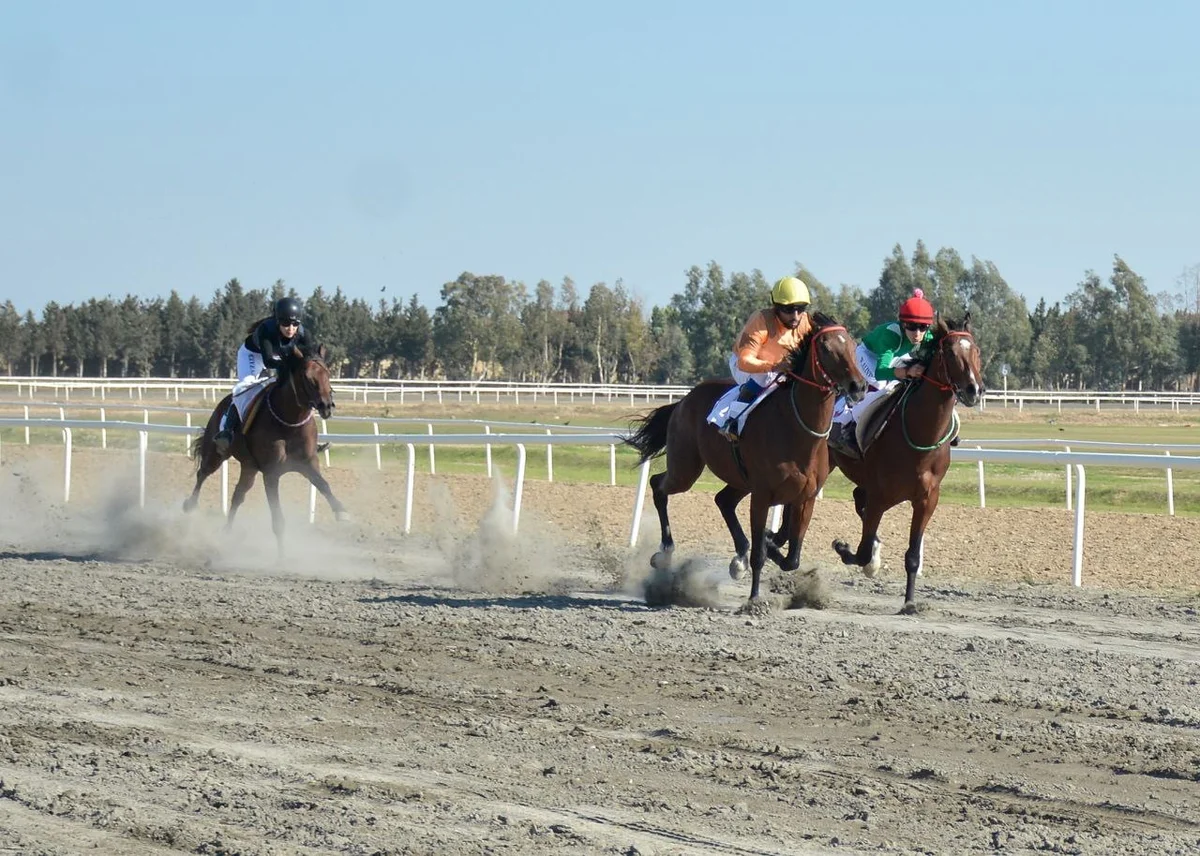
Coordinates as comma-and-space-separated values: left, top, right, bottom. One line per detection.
274, 296, 303, 324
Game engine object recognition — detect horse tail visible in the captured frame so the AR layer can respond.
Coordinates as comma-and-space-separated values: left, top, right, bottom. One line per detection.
623, 401, 677, 466
190, 433, 206, 470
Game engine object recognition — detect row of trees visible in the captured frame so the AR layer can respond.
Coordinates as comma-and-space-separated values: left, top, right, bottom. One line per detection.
3, 243, 1199, 390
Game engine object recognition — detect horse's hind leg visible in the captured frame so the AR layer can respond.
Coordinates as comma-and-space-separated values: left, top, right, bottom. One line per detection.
224, 465, 259, 531
296, 458, 349, 521
714, 485, 750, 579
183, 446, 223, 513
648, 447, 705, 569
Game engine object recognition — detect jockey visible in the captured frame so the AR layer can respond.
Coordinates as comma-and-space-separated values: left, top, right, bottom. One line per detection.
711, 275, 813, 441
829, 288, 935, 456
213, 296, 321, 454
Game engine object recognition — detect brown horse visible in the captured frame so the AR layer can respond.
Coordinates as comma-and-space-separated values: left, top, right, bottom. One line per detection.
829, 313, 983, 613
183, 347, 349, 558
624, 313, 868, 612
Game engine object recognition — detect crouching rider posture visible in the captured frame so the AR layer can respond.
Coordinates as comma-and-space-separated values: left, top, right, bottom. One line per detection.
213, 296, 321, 455
828, 288, 935, 457
707, 276, 813, 442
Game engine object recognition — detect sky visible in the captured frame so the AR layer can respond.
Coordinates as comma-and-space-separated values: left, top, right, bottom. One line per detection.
1, 0, 1197, 317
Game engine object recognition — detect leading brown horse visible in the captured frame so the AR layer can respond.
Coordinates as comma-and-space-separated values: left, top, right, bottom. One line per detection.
624, 313, 868, 613
183, 347, 349, 558
828, 313, 983, 614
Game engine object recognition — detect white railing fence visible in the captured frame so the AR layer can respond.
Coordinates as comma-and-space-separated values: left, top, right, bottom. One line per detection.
0, 417, 1197, 589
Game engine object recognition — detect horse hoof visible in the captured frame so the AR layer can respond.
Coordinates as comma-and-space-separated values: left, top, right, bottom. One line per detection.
728, 555, 748, 580
650, 550, 672, 570
899, 601, 920, 616
335, 511, 351, 523
182, 498, 196, 513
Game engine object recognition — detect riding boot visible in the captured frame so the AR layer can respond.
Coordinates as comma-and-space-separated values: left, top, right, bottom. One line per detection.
214, 406, 241, 455
829, 420, 861, 458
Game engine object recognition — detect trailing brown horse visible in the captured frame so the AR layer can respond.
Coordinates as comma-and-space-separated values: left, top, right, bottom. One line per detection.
183, 347, 349, 558
624, 313, 868, 612
829, 313, 983, 613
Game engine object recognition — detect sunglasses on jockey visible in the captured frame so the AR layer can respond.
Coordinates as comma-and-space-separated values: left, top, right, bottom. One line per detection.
902, 321, 930, 332
775, 303, 808, 316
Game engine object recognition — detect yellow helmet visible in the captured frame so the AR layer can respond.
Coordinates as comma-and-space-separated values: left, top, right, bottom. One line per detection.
771, 276, 810, 306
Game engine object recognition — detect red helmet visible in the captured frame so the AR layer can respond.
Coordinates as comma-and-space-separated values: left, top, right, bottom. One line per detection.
898, 289, 935, 324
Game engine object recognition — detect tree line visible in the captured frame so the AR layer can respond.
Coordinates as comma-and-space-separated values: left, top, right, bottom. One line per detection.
3, 242, 1199, 390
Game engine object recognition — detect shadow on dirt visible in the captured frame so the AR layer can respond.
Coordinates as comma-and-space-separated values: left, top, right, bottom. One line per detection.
360, 590, 650, 612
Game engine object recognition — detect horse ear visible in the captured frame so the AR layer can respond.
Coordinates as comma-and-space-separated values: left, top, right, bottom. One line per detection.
318, 343, 328, 361
962, 311, 972, 331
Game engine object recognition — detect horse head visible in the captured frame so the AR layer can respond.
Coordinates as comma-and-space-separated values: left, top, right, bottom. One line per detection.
785, 312, 868, 404
282, 344, 335, 419
929, 313, 984, 407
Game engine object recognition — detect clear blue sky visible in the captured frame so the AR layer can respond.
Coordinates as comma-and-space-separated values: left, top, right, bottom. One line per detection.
2, 1, 1196, 316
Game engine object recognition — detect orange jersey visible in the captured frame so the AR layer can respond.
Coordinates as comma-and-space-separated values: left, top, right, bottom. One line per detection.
733, 309, 812, 374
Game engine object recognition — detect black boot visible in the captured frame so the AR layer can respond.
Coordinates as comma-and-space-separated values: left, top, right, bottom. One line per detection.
214, 407, 241, 455
829, 421, 861, 458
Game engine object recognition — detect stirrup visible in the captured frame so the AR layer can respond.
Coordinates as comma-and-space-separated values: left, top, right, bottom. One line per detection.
316, 442, 330, 454
718, 420, 739, 442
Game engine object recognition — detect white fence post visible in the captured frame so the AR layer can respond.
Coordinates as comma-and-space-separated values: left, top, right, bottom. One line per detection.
610, 444, 617, 486
184, 412, 192, 455
1166, 450, 1175, 516
309, 485, 317, 524
321, 417, 330, 467
221, 459, 229, 515
427, 423, 436, 474
62, 427, 72, 503
546, 428, 553, 483
138, 430, 148, 508
1072, 465, 1086, 587
24, 405, 29, 445
513, 444, 527, 533
484, 425, 493, 478
629, 459, 652, 547
404, 443, 416, 534
373, 422, 382, 471
976, 445, 985, 508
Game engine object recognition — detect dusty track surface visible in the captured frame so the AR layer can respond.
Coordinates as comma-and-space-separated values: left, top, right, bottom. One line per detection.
1, 446, 1198, 855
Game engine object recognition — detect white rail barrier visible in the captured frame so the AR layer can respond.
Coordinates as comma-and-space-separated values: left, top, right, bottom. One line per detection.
2, 418, 1197, 587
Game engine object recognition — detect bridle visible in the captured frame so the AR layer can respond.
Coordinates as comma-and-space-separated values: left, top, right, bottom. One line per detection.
267, 357, 327, 428
900, 329, 976, 450
781, 324, 852, 438
916, 330, 977, 405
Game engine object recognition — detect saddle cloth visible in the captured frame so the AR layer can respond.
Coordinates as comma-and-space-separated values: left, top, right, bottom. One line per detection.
706, 380, 783, 434
230, 376, 276, 431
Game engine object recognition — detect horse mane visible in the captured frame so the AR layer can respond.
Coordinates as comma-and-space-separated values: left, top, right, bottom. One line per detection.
783, 311, 841, 378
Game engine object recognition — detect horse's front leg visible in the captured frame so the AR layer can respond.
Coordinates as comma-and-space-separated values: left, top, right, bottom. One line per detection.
833, 500, 885, 578
737, 493, 773, 615
714, 485, 750, 578
295, 458, 349, 521
776, 495, 817, 572
901, 488, 940, 615
262, 470, 286, 563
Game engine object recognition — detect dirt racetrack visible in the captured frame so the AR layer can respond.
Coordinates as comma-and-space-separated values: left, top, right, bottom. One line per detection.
1, 444, 1198, 855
